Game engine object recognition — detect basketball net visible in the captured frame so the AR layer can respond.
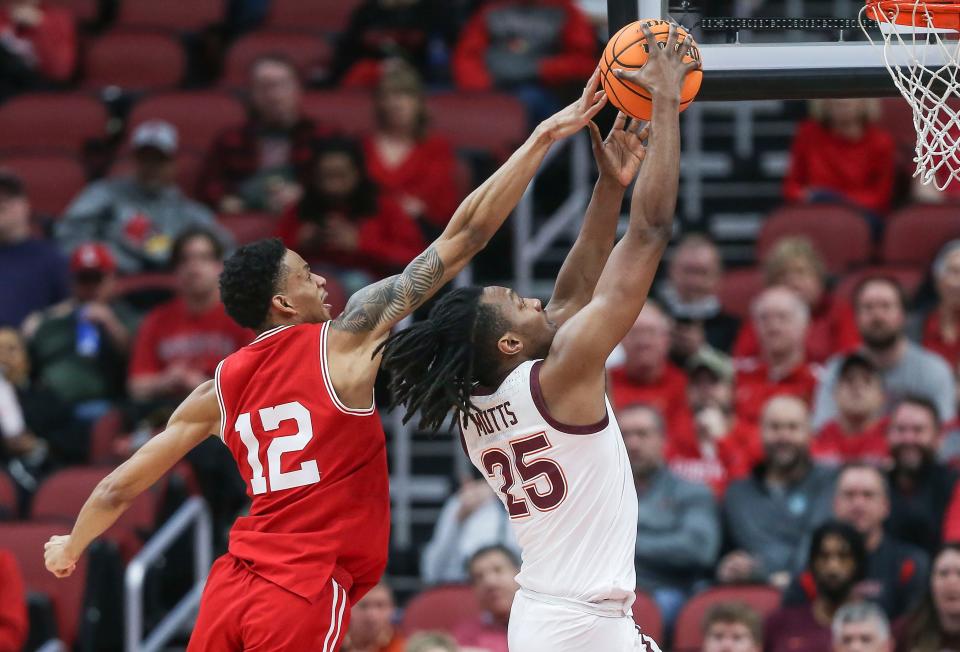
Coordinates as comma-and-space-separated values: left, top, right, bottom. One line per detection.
861, 1, 960, 190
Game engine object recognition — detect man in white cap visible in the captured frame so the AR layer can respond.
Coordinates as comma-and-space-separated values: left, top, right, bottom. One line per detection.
57, 120, 232, 274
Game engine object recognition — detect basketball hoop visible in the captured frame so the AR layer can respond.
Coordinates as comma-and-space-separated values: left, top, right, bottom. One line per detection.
861, 0, 960, 190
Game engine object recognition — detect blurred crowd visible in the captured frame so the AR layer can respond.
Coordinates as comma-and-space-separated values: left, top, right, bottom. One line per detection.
1, 0, 960, 651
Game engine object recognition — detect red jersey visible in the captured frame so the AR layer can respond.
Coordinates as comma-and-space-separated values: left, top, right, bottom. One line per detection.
811, 418, 890, 466
734, 360, 818, 424
923, 310, 960, 370
215, 322, 389, 604
608, 364, 691, 438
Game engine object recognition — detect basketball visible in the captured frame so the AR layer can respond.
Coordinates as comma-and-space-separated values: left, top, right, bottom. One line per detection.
599, 19, 703, 120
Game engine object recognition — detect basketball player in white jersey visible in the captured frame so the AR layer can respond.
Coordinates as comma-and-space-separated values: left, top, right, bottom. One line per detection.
378, 24, 697, 651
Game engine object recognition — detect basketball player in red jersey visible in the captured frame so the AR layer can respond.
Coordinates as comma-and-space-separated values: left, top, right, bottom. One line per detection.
42, 76, 607, 650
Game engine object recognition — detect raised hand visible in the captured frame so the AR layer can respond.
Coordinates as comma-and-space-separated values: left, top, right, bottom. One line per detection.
44, 535, 79, 578
538, 68, 608, 143
588, 111, 649, 188
614, 22, 701, 102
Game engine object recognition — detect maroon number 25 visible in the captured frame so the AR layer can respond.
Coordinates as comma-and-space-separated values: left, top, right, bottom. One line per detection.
480, 433, 568, 519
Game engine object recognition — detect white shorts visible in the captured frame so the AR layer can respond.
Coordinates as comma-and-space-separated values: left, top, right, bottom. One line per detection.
507, 590, 662, 652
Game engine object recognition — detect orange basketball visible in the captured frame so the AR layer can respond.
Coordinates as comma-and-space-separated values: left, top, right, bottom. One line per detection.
599, 19, 703, 121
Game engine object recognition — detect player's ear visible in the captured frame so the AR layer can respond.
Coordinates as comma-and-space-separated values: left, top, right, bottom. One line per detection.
498, 332, 523, 357
271, 293, 297, 317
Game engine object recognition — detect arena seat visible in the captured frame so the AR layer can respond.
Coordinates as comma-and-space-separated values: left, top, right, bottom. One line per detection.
672, 585, 782, 652
218, 212, 278, 245
834, 265, 924, 304
399, 584, 480, 634
266, 0, 363, 32
221, 31, 333, 88
109, 150, 202, 196
718, 266, 765, 320
632, 589, 664, 644
111, 273, 178, 313
116, 0, 224, 31
46, 0, 98, 23
84, 31, 186, 91
0, 93, 106, 154
426, 92, 528, 160
0, 522, 89, 645
87, 408, 125, 466
0, 154, 86, 216
301, 89, 374, 135
882, 203, 960, 266
756, 203, 872, 274
127, 92, 246, 152
31, 467, 158, 561
0, 471, 16, 519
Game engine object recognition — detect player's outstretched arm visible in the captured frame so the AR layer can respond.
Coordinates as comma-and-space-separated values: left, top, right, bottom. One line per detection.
329, 70, 608, 345
44, 381, 220, 578
546, 112, 648, 327
540, 24, 700, 418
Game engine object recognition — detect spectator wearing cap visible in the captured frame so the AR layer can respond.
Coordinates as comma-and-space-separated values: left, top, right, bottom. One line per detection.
58, 121, 231, 275
659, 233, 741, 359
0, 0, 77, 99
608, 301, 691, 441
719, 396, 836, 589
734, 286, 818, 424
734, 238, 860, 365
764, 521, 867, 652
21, 242, 137, 441
920, 240, 960, 370
198, 54, 330, 214
620, 402, 721, 630
702, 602, 763, 652
668, 349, 755, 497
812, 354, 890, 466
452, 545, 518, 652
886, 396, 959, 556
0, 170, 69, 328
813, 276, 955, 430
832, 602, 893, 652
362, 59, 460, 237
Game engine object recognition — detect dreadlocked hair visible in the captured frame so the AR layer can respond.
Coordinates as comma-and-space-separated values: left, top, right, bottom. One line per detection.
377, 286, 509, 433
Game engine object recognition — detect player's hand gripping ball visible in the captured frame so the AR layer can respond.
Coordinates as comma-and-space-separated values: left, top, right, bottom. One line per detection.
598, 19, 703, 120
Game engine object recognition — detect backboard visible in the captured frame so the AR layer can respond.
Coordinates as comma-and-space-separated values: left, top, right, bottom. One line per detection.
607, 0, 958, 99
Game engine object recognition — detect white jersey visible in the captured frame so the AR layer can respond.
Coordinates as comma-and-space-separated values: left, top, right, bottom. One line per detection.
459, 359, 638, 611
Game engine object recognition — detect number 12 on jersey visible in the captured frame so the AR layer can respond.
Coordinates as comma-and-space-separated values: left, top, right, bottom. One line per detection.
481, 432, 568, 519
235, 401, 321, 495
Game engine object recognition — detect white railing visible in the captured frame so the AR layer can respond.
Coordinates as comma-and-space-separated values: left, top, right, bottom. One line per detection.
124, 497, 212, 652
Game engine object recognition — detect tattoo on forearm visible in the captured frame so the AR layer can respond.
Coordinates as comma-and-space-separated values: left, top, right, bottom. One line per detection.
331, 246, 445, 333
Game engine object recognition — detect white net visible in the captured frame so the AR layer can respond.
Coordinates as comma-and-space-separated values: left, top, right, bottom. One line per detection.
860, 2, 960, 190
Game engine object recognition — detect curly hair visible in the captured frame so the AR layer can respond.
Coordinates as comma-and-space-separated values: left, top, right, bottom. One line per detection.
219, 238, 287, 330
377, 286, 509, 432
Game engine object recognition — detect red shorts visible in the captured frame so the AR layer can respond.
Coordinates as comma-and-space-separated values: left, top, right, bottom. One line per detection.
188, 553, 349, 651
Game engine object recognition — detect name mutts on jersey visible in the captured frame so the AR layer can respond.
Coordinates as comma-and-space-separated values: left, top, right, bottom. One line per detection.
466, 401, 519, 435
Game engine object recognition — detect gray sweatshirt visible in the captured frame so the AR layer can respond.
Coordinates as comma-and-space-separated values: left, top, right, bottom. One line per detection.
56, 177, 233, 274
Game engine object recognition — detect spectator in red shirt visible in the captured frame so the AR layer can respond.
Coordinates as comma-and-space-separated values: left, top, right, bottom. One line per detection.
453, 0, 597, 122
783, 99, 895, 221
362, 60, 460, 237
894, 543, 960, 652
0, 0, 77, 99
275, 137, 425, 292
735, 287, 818, 424
764, 521, 866, 652
922, 240, 960, 371
453, 545, 517, 652
343, 583, 405, 652
703, 602, 763, 652
198, 54, 329, 214
812, 354, 890, 466
735, 238, 859, 365
608, 301, 690, 439
669, 350, 755, 496
0, 549, 27, 652
129, 227, 253, 405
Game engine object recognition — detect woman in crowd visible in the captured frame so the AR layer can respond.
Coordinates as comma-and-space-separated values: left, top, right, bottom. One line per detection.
897, 543, 960, 651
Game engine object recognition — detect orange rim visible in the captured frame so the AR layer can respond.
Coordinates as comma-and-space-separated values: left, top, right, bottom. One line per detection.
866, 0, 960, 29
